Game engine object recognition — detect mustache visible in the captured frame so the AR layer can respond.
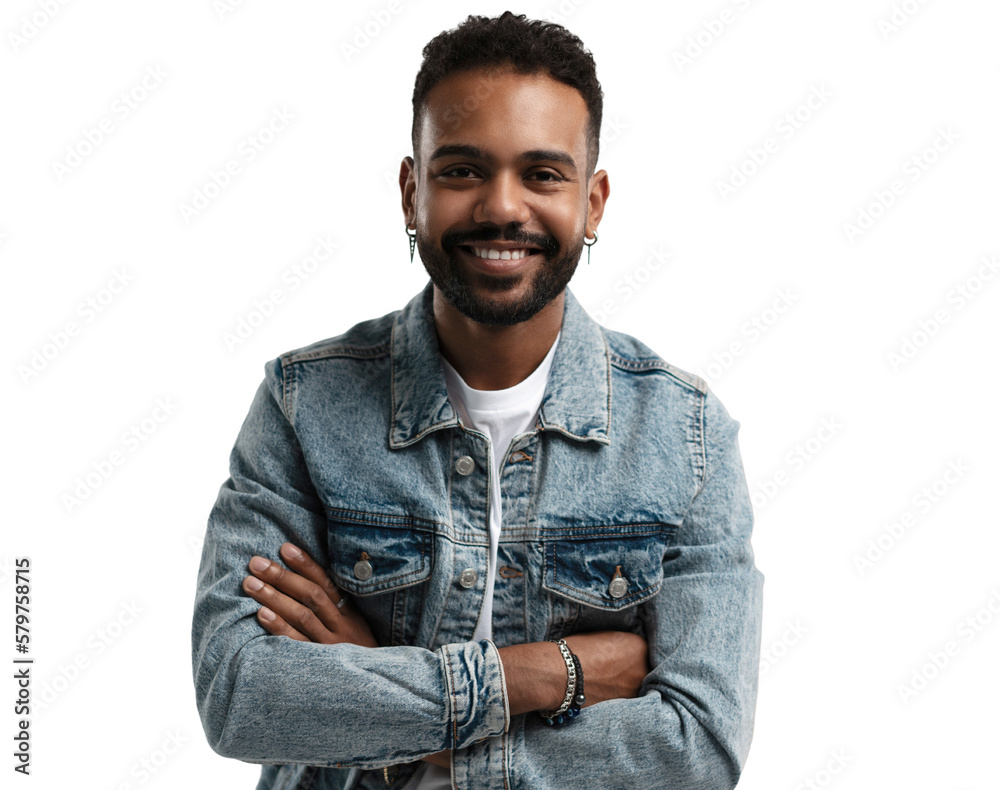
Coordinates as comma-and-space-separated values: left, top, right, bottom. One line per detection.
442, 227, 559, 258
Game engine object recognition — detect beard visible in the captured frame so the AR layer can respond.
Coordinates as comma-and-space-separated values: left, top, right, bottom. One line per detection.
416, 224, 583, 327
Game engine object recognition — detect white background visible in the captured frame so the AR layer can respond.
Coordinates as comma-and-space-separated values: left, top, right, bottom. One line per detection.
3, 0, 998, 787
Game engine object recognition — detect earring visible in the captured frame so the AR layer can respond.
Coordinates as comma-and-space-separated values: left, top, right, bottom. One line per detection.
405, 224, 417, 263
583, 229, 598, 265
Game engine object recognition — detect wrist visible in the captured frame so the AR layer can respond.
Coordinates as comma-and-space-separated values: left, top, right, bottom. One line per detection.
497, 641, 570, 716
538, 639, 585, 726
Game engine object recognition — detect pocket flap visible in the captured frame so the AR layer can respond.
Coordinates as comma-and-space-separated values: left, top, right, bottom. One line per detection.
541, 524, 676, 610
327, 514, 433, 596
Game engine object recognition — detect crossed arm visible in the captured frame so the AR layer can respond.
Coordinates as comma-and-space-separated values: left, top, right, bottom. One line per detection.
193, 374, 763, 786
241, 541, 650, 769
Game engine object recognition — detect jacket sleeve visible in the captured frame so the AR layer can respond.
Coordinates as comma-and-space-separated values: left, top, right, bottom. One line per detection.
191, 359, 508, 768
466, 387, 764, 790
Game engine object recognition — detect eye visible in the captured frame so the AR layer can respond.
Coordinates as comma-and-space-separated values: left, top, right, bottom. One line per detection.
528, 170, 564, 182
441, 166, 477, 178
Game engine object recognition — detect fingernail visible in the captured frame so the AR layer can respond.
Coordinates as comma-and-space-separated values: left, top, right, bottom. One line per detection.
283, 544, 302, 559
259, 607, 276, 622
244, 576, 263, 591
250, 557, 270, 573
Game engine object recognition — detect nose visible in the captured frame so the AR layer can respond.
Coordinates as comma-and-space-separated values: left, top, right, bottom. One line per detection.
472, 170, 531, 226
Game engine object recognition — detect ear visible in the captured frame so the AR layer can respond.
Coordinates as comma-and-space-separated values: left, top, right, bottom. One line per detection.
400, 156, 417, 227
585, 168, 610, 237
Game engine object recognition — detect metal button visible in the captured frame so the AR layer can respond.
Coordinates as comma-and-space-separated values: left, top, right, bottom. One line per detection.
458, 568, 478, 588
455, 455, 475, 476
608, 576, 628, 599
353, 553, 373, 581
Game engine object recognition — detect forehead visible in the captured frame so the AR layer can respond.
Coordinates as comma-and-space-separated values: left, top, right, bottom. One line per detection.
418, 68, 589, 163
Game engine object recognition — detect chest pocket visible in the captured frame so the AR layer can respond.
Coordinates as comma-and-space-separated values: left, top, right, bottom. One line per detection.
541, 523, 678, 611
325, 510, 435, 646
326, 513, 433, 594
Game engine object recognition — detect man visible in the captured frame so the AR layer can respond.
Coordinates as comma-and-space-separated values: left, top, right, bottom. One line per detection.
192, 12, 764, 790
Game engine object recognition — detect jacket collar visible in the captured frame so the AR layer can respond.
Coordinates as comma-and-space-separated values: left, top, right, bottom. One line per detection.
389, 281, 611, 448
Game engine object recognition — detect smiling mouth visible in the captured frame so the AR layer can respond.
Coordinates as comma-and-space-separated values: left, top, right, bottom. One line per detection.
460, 246, 541, 261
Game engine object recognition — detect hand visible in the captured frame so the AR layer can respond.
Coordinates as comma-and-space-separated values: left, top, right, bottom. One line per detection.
243, 545, 449, 768
242, 542, 378, 648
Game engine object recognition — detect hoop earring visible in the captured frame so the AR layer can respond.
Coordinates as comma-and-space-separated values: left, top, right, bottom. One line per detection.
405, 224, 417, 263
583, 229, 598, 265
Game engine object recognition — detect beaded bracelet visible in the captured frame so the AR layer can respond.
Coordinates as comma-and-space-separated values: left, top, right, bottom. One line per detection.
539, 639, 585, 725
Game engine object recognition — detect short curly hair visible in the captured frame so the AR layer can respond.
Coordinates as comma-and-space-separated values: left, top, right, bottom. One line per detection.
411, 11, 603, 178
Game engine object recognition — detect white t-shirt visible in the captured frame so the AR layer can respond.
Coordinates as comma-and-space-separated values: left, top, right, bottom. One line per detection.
406, 333, 560, 790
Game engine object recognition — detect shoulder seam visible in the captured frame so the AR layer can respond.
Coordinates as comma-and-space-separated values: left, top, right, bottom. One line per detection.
279, 355, 294, 421
608, 351, 707, 394
285, 341, 391, 365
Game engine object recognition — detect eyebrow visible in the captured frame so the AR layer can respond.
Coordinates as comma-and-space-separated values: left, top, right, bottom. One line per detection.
429, 144, 578, 173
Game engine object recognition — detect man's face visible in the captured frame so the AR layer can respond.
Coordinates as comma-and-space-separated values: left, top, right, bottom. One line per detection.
405, 68, 603, 327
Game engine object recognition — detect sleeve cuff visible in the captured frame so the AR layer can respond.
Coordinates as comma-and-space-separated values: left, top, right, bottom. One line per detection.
440, 639, 509, 750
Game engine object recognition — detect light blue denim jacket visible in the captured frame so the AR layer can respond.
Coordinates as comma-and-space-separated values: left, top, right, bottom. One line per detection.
192, 281, 764, 790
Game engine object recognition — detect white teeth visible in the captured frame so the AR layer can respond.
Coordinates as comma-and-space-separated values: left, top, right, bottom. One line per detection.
472, 247, 530, 261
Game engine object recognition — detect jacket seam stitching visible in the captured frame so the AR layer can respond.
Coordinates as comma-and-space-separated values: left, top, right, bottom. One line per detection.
444, 646, 459, 750
286, 342, 391, 364
539, 523, 676, 533
280, 354, 294, 422
326, 507, 447, 531
695, 390, 707, 488
608, 351, 707, 393
603, 330, 613, 439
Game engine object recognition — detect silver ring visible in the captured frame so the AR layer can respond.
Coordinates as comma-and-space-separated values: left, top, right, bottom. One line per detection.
335, 596, 346, 610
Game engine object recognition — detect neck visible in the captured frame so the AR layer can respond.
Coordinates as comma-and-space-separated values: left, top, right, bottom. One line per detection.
432, 288, 564, 391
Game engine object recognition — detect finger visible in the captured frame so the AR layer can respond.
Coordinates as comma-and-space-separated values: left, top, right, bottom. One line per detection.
255, 605, 310, 642
279, 543, 345, 608
242, 571, 336, 643
243, 576, 333, 643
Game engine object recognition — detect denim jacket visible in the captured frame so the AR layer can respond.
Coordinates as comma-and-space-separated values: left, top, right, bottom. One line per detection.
192, 281, 764, 790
